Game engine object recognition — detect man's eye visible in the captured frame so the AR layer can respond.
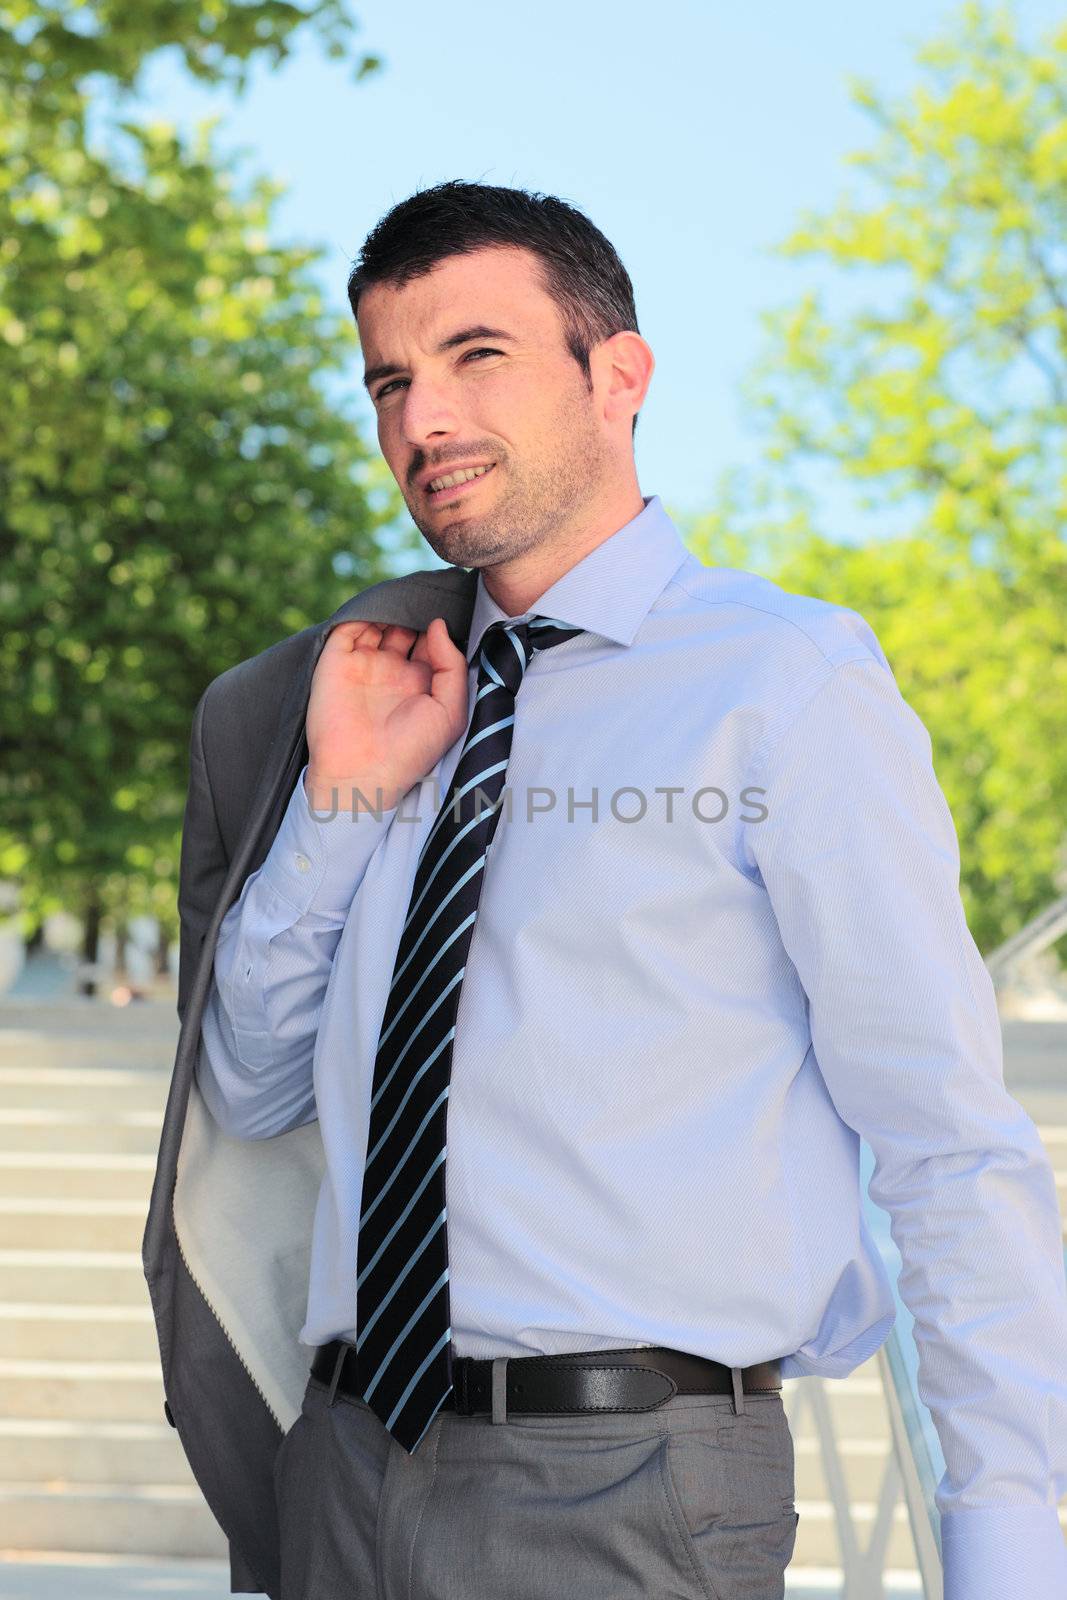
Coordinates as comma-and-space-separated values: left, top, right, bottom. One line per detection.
375, 348, 501, 402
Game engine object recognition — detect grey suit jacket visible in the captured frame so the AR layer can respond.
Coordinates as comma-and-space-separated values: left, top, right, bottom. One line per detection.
141, 562, 479, 1597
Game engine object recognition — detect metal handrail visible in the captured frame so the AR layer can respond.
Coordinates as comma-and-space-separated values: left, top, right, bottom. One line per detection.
861, 1138, 945, 1595
984, 893, 1067, 987
877, 1327, 944, 1595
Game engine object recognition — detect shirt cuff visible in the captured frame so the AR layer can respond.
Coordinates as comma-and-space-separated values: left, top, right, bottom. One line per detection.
260, 761, 401, 920
940, 1505, 1067, 1599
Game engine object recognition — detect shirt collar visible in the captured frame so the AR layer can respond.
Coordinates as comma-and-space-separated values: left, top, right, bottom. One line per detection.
464, 494, 690, 664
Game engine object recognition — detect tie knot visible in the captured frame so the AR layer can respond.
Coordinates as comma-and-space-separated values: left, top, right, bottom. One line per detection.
475, 616, 584, 695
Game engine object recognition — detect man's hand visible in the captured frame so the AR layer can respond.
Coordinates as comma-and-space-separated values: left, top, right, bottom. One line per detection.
304, 618, 469, 812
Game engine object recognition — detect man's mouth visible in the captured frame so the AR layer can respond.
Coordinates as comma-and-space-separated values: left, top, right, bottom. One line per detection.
426, 463, 497, 501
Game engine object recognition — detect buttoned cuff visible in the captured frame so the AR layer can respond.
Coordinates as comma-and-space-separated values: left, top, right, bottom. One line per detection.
260, 762, 401, 921
941, 1504, 1067, 1599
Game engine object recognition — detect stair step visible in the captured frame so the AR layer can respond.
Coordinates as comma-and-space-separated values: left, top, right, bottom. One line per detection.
0, 1483, 228, 1560
0, 1251, 147, 1305
790, 1435, 897, 1502
0, 1153, 156, 1201
0, 1114, 162, 1156
0, 1066, 169, 1113
789, 1499, 922, 1568
0, 1303, 159, 1362
0, 1359, 168, 1424
785, 1567, 921, 1595
0, 1553, 232, 1598
0, 1009, 178, 1056
0, 1418, 199, 1487
0, 1200, 149, 1253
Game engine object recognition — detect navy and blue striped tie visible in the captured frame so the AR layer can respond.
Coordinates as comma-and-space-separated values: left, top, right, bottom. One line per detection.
354, 614, 585, 1453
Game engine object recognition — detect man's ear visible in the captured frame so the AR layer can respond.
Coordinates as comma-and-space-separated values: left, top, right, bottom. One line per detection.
594, 330, 655, 431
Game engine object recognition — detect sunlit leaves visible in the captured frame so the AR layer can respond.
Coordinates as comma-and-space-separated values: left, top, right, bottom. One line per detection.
0, 0, 404, 941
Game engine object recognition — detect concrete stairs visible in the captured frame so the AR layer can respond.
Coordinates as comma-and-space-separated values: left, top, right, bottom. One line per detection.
0, 1000, 1065, 1596
0, 1004, 228, 1569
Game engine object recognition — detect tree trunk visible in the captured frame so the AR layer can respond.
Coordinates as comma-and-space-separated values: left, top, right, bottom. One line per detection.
155, 924, 171, 978
79, 894, 102, 998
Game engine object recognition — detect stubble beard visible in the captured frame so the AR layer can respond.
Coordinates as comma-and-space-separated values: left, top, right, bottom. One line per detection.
407, 391, 608, 573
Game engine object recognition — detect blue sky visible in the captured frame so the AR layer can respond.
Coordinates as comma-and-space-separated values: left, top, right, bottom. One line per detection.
134, 0, 1065, 551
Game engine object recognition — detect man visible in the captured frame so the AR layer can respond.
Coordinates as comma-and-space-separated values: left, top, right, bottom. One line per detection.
143, 180, 1067, 1599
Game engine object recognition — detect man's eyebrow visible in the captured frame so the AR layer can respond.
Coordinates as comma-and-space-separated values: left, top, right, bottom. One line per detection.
362, 325, 517, 391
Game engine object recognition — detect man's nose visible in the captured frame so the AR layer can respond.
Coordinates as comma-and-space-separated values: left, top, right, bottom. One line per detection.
399, 377, 462, 450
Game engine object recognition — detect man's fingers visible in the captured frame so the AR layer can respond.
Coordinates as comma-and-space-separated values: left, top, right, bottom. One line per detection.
329, 617, 461, 681
424, 618, 469, 724
410, 617, 455, 665
378, 625, 420, 656
325, 620, 383, 652
326, 621, 422, 657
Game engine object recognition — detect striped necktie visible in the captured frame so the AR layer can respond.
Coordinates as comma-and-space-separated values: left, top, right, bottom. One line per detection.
354, 614, 585, 1454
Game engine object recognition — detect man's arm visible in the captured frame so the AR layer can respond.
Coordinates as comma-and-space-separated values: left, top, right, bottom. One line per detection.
195, 761, 400, 1140
191, 614, 470, 1143
749, 653, 1067, 1600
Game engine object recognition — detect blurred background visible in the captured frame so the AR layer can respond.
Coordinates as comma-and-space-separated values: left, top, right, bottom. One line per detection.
1, 1, 1065, 1595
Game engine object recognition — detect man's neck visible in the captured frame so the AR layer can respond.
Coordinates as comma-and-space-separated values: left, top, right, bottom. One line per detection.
480, 485, 646, 615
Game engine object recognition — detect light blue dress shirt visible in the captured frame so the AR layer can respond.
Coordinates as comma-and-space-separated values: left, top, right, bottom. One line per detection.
197, 493, 1067, 1596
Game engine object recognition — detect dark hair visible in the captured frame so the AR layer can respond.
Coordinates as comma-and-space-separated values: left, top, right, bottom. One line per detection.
348, 180, 642, 439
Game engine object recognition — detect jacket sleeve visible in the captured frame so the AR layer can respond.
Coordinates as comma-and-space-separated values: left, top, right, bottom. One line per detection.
176, 683, 231, 1031
194, 762, 399, 1140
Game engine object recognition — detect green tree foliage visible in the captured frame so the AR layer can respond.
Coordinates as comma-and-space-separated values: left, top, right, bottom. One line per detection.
687, 2, 1067, 958
0, 2, 405, 967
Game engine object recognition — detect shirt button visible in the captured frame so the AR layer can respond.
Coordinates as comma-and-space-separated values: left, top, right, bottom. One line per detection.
294, 852, 311, 873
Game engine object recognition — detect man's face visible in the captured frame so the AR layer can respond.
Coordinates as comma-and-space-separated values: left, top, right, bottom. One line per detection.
357, 245, 613, 572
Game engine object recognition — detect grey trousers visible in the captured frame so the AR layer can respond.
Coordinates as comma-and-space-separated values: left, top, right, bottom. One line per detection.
273, 1365, 800, 1600
275, 1363, 799, 1600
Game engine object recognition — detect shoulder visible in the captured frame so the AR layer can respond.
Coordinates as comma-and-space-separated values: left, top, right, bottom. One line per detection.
201, 622, 316, 720
197, 564, 472, 729
662, 555, 915, 777
189, 566, 474, 802
668, 554, 890, 681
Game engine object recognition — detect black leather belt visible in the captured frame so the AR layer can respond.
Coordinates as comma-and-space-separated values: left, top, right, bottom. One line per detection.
310, 1340, 782, 1418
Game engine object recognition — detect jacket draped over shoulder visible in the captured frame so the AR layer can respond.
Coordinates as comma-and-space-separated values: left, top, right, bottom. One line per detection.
141, 567, 478, 1597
